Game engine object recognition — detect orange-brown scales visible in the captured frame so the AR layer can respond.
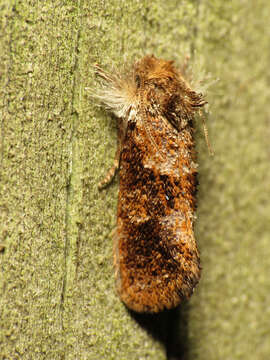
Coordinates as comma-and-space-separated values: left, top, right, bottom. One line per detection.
95, 55, 206, 313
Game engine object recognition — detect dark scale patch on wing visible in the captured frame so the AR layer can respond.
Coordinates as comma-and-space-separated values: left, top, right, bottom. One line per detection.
123, 218, 181, 277
162, 94, 183, 130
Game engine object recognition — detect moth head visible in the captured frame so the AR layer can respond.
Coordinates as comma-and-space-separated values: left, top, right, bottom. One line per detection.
134, 55, 180, 90
134, 55, 207, 133
134, 56, 193, 115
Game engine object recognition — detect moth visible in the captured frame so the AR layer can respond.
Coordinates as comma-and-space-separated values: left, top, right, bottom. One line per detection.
95, 55, 209, 313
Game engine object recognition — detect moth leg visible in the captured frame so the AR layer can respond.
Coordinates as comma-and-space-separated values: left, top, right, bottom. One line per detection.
180, 54, 190, 77
98, 145, 120, 190
94, 63, 115, 83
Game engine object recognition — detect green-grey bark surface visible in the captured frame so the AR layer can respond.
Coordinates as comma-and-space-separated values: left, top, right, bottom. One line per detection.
0, 1, 269, 359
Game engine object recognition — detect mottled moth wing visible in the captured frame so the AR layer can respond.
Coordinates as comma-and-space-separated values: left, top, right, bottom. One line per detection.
114, 106, 201, 313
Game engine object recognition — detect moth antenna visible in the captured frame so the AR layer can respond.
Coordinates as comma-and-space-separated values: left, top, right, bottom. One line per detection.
200, 111, 214, 156
181, 54, 190, 77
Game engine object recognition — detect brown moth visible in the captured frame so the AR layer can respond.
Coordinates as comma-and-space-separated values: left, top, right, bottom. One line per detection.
95, 55, 208, 313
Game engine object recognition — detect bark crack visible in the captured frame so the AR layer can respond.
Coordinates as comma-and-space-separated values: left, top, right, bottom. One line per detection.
60, 1, 82, 332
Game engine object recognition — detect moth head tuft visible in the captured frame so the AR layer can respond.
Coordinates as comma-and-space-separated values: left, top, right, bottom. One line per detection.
94, 64, 138, 118
134, 55, 178, 83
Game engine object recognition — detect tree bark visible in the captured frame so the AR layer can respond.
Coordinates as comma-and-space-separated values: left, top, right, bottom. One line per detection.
1, 1, 269, 359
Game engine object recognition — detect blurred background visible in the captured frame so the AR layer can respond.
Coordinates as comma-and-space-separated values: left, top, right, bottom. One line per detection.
1, 1, 269, 359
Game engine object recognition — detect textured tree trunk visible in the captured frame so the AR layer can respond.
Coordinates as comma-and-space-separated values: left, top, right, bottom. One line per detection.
1, 1, 269, 359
